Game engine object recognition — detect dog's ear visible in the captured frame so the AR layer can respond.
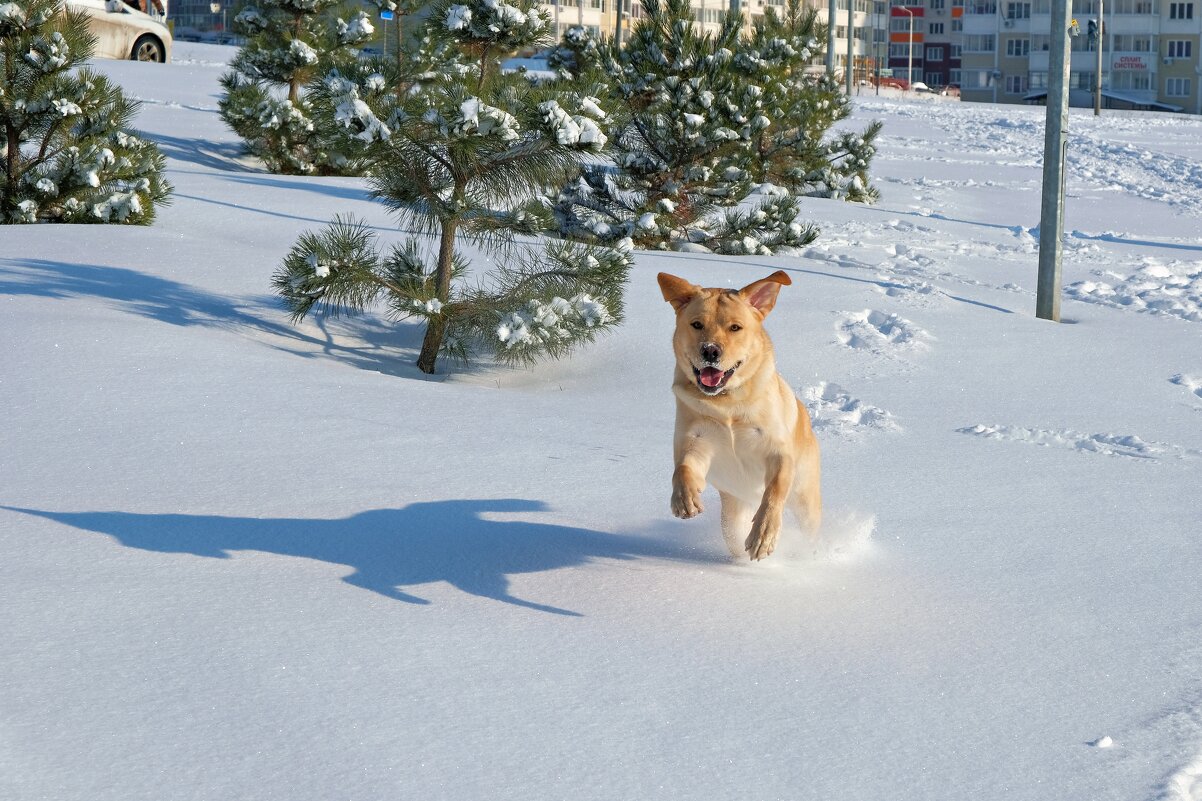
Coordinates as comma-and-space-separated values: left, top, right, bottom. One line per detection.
739, 271, 792, 316
657, 272, 701, 313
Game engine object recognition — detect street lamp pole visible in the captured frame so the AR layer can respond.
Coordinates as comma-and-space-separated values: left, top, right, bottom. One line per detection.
899, 6, 915, 88
875, 1, 880, 95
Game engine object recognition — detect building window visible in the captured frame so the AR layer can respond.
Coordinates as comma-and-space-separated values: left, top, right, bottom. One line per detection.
1169, 2, 1194, 19
1067, 71, 1104, 89
929, 22, 944, 33
925, 71, 946, 85
1006, 38, 1031, 55
951, 43, 962, 56
1166, 77, 1192, 95
950, 69, 962, 83
1110, 0, 1154, 11
1113, 34, 1155, 51
1071, 0, 1098, 13
926, 46, 944, 60
963, 69, 993, 88
952, 19, 963, 31
963, 34, 997, 52
1112, 70, 1152, 90
1029, 71, 1048, 88
1005, 75, 1028, 93
1006, 2, 1031, 17
1167, 40, 1193, 58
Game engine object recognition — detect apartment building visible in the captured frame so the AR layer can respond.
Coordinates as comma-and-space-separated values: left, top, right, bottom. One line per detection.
960, 0, 1202, 113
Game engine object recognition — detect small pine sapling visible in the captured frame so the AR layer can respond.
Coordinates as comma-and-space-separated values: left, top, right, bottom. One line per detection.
274, 0, 630, 374
1, 0, 171, 224
218, 0, 387, 174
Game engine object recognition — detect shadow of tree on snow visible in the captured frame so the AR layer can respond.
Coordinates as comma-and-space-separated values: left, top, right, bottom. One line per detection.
0, 257, 427, 377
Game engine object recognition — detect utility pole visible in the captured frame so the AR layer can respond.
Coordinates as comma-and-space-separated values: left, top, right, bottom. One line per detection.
1036, 3, 1075, 321
1094, 0, 1104, 116
847, 0, 854, 95
827, 0, 837, 75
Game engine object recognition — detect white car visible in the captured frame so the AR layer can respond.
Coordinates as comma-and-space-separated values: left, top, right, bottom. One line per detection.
69, 0, 173, 63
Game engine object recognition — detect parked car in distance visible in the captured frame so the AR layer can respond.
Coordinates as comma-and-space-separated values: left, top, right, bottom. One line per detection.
69, 0, 172, 63
940, 84, 962, 98
872, 76, 910, 91
911, 81, 932, 93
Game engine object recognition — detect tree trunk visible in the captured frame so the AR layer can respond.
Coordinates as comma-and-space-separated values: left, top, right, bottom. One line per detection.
4, 123, 20, 219
415, 219, 458, 374
289, 13, 303, 104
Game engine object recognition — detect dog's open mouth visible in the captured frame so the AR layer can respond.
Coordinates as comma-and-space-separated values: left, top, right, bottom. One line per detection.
693, 363, 740, 395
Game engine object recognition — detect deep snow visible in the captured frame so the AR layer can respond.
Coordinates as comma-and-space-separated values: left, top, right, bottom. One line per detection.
2, 44, 1202, 801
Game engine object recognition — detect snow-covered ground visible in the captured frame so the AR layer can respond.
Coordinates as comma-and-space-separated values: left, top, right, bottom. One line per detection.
3, 43, 1202, 801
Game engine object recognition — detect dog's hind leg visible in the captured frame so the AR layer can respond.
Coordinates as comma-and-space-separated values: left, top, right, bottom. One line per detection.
790, 477, 823, 540
719, 491, 753, 558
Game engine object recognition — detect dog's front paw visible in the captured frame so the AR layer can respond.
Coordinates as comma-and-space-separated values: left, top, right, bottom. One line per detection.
671, 482, 704, 519
745, 518, 780, 561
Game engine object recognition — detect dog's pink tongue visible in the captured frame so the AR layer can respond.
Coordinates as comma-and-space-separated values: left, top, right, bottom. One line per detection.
699, 367, 725, 388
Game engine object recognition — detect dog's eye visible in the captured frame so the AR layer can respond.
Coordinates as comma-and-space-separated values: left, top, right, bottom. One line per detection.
730, 324, 742, 332
690, 321, 703, 330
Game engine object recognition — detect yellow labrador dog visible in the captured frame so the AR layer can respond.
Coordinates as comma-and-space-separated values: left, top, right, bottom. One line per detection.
657, 271, 821, 560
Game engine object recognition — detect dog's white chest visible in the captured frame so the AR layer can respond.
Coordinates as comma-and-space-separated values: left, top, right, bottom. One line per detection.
691, 417, 776, 501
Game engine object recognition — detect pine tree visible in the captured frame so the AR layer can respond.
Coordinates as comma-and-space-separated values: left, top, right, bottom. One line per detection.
745, 0, 881, 203
1, 0, 171, 224
547, 0, 880, 255
273, 0, 630, 374
218, 0, 387, 174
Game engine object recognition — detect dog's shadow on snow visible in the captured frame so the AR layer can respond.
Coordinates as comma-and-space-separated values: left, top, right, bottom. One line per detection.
4, 500, 716, 617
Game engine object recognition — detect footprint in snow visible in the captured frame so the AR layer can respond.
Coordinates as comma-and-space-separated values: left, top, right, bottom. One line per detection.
956, 424, 1199, 461
1171, 374, 1202, 401
836, 309, 932, 356
803, 382, 900, 437
1064, 261, 1202, 323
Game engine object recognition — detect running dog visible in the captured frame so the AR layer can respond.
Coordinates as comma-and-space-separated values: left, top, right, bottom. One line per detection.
657, 271, 821, 560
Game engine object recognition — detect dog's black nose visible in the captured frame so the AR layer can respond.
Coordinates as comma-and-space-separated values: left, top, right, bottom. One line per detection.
701, 342, 721, 363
